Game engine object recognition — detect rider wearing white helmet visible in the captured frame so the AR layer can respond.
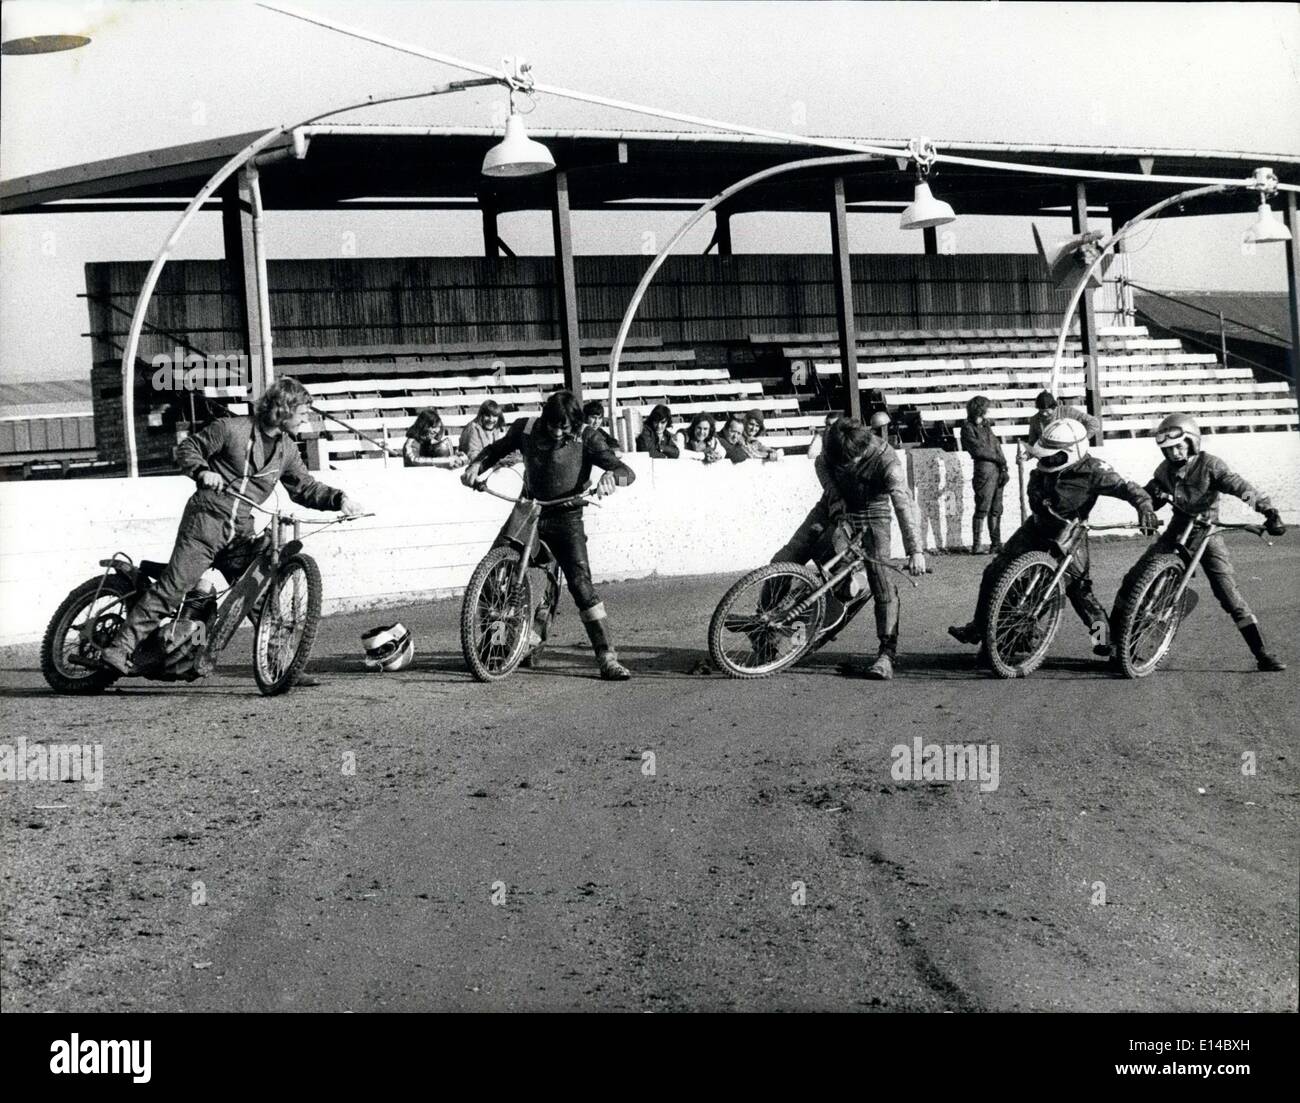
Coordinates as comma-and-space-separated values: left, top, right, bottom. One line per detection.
949, 417, 1159, 659
1121, 413, 1287, 672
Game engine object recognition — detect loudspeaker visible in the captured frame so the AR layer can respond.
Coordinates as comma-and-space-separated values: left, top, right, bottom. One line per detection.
1032, 224, 1110, 291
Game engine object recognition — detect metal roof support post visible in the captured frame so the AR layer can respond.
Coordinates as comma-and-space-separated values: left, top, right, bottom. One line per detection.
715, 208, 732, 256
829, 175, 862, 421
241, 164, 274, 398
481, 194, 499, 270
1285, 190, 1300, 385
923, 226, 938, 255
550, 169, 583, 400
1071, 181, 1102, 441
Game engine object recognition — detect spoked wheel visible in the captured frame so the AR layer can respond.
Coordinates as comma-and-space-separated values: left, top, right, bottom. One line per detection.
1112, 554, 1186, 679
708, 562, 826, 679
40, 575, 134, 694
984, 551, 1065, 679
460, 546, 535, 682
253, 553, 322, 696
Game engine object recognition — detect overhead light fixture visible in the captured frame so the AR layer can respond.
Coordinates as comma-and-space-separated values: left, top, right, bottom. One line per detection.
0, 0, 91, 54
1243, 198, 1292, 244
900, 180, 956, 230
481, 113, 555, 178
899, 142, 956, 230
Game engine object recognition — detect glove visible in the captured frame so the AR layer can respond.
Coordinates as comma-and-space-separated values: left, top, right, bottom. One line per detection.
1138, 509, 1161, 536
1264, 509, 1287, 536
998, 467, 1010, 488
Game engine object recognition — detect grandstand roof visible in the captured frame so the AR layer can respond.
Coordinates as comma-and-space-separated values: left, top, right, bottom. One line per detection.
0, 379, 93, 418
1133, 291, 1292, 350
3, 128, 1298, 218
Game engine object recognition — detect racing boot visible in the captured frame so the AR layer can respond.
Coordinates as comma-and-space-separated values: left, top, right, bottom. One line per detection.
989, 515, 1003, 556
971, 513, 987, 556
97, 621, 140, 676
582, 605, 632, 681
1240, 623, 1286, 672
948, 620, 981, 646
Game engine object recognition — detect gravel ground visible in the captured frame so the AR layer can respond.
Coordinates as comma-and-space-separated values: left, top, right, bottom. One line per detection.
2, 537, 1296, 1012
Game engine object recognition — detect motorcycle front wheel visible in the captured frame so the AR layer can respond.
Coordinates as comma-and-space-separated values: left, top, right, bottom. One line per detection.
252, 553, 323, 696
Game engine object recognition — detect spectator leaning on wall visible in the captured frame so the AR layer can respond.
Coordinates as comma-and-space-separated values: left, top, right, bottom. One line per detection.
404, 408, 467, 468
637, 404, 679, 458
583, 400, 624, 457
677, 412, 722, 463
460, 399, 506, 461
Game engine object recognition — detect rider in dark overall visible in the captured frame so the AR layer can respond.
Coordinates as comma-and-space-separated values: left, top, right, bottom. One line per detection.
462, 390, 636, 681
772, 417, 926, 680
948, 417, 1159, 658
1124, 412, 1287, 672
98, 378, 364, 674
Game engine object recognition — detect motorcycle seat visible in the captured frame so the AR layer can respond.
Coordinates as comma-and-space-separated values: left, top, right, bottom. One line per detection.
139, 560, 168, 580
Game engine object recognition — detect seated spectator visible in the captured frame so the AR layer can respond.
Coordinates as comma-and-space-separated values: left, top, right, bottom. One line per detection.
716, 415, 751, 464
676, 412, 722, 463
583, 399, 624, 456
740, 409, 782, 462
637, 404, 679, 458
459, 400, 506, 461
805, 411, 841, 462
1027, 389, 1100, 446
404, 408, 466, 468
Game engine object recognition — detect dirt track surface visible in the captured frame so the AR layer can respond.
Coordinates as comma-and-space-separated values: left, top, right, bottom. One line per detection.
2, 537, 1297, 1012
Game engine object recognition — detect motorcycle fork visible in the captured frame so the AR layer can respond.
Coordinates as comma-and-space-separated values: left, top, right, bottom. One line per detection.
1169, 516, 1211, 606
1027, 531, 1080, 618
788, 547, 860, 618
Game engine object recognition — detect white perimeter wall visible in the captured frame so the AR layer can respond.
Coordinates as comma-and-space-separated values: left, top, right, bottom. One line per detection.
2, 432, 1297, 647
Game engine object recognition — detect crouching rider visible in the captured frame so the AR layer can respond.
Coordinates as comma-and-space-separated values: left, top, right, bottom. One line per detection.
1128, 413, 1287, 672
461, 390, 636, 681
948, 417, 1158, 659
772, 417, 926, 681
99, 379, 366, 674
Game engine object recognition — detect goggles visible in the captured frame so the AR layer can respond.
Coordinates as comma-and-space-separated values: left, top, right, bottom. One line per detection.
1155, 428, 1189, 447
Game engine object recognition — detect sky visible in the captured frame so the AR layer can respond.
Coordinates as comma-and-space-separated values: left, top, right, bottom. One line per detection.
1, 0, 1297, 383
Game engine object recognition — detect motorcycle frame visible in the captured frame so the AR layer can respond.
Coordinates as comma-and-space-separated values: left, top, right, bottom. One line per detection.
83, 512, 303, 674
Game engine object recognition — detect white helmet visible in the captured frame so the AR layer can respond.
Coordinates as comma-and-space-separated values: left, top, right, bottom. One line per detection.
361, 623, 414, 672
1027, 417, 1089, 472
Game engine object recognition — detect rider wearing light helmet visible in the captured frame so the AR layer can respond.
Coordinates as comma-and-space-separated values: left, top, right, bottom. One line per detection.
949, 417, 1159, 658
1121, 413, 1287, 672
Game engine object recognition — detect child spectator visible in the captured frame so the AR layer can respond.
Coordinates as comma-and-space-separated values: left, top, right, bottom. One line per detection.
637, 404, 679, 458
676, 412, 722, 463
404, 408, 466, 468
459, 399, 506, 462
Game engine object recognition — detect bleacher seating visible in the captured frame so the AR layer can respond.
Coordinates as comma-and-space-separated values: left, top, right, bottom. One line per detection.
204, 337, 806, 466
777, 326, 1297, 441
199, 325, 1295, 469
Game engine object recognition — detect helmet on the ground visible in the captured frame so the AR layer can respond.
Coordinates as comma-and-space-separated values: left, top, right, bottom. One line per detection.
1027, 417, 1089, 472
361, 623, 414, 672
1154, 413, 1201, 455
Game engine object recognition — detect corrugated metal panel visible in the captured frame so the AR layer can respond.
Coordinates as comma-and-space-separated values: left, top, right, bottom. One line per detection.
0, 415, 96, 456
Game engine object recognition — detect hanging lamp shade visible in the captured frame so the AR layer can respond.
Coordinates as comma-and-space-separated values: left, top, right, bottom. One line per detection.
1, 1, 91, 54
481, 114, 555, 178
899, 181, 956, 230
1243, 199, 1292, 244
